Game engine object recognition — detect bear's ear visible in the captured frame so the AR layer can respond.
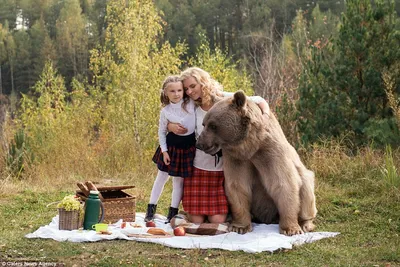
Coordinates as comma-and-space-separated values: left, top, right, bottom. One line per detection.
233, 90, 247, 109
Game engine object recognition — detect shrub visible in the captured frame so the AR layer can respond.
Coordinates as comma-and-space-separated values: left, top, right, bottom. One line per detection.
6, 129, 34, 178
381, 145, 400, 188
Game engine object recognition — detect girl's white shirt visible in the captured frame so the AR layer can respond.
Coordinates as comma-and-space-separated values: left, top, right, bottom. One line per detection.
158, 99, 196, 152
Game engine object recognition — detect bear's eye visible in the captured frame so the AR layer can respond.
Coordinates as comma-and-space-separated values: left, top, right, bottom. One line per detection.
208, 123, 217, 131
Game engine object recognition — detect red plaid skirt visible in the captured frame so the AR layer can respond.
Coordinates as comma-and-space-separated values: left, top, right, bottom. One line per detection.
182, 167, 228, 215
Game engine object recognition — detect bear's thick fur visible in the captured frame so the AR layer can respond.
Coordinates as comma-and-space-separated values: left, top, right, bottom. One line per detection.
196, 91, 317, 235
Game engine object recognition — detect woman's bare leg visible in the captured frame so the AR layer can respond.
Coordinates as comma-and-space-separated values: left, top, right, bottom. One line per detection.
208, 214, 227, 223
188, 214, 205, 223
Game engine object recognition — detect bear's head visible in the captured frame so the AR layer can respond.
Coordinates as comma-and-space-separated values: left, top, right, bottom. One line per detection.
197, 90, 258, 155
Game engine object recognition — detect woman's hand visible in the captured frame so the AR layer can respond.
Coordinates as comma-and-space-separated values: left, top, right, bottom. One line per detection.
167, 122, 188, 135
216, 89, 225, 97
257, 99, 270, 115
162, 152, 171, 165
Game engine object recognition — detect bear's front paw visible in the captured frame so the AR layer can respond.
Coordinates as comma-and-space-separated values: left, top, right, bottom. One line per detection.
280, 225, 304, 236
300, 220, 315, 233
229, 222, 252, 234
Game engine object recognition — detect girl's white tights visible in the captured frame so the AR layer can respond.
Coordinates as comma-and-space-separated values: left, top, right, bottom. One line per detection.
149, 170, 183, 208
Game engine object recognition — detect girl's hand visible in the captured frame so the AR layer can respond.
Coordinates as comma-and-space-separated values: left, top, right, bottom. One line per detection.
167, 122, 188, 135
163, 152, 171, 165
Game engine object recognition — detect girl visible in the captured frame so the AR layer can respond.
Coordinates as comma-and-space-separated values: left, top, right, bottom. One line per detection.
145, 75, 196, 223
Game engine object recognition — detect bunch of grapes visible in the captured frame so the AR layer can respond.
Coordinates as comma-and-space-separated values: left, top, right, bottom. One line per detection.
57, 195, 82, 211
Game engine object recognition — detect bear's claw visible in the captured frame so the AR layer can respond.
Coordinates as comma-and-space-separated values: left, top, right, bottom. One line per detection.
300, 220, 315, 233
229, 222, 252, 234
280, 225, 304, 236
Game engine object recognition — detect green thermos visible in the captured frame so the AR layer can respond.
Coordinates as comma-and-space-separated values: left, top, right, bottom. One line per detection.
83, 191, 105, 230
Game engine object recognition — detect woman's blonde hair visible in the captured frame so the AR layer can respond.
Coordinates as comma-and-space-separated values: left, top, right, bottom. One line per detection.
160, 75, 190, 112
179, 67, 223, 107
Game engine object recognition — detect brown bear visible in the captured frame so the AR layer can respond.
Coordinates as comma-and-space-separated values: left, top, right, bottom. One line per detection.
196, 91, 317, 236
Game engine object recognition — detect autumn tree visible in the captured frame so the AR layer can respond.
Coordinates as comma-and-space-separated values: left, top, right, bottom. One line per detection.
89, 0, 185, 172
19, 62, 68, 160
188, 34, 253, 95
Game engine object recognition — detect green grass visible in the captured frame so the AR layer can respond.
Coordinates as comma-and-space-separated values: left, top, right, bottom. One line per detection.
1, 148, 400, 266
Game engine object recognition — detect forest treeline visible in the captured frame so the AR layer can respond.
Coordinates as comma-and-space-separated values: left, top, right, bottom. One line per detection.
0, 0, 398, 95
0, 0, 399, 180
0, 0, 345, 96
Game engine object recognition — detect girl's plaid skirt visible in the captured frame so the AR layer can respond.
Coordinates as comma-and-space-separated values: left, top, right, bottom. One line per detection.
152, 145, 196, 178
182, 167, 229, 215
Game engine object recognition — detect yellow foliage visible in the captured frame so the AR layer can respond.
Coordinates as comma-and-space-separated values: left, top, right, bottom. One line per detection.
188, 34, 253, 95
89, 0, 186, 171
2, 0, 260, 185
383, 70, 400, 131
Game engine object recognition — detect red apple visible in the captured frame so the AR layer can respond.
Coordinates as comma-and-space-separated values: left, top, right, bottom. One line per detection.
173, 226, 186, 236
146, 221, 156, 227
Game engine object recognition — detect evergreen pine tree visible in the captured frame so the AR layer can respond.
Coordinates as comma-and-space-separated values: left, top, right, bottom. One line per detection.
297, 0, 400, 147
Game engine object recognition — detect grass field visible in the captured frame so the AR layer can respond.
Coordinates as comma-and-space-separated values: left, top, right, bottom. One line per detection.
0, 145, 399, 266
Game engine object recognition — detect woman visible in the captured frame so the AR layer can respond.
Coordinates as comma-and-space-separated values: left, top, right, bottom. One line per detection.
169, 67, 269, 224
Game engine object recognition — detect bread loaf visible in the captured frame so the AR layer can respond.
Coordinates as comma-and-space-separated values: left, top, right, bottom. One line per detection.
147, 228, 168, 236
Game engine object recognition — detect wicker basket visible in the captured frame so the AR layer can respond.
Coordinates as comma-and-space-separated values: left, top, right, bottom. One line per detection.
58, 208, 83, 230
76, 185, 136, 223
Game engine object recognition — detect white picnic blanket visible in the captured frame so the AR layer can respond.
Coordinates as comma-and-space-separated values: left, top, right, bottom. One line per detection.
25, 213, 339, 253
